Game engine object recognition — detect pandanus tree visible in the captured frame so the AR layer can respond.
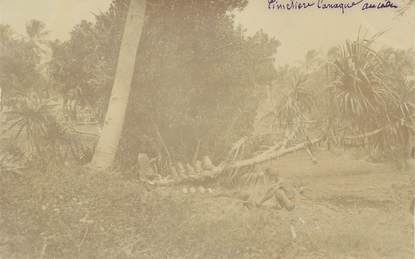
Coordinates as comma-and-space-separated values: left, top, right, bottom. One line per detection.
90, 0, 147, 171
327, 38, 415, 158
260, 67, 315, 139
275, 71, 314, 129
328, 39, 390, 129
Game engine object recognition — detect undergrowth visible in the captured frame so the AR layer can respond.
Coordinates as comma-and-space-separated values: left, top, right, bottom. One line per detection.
0, 160, 411, 259
0, 166, 296, 259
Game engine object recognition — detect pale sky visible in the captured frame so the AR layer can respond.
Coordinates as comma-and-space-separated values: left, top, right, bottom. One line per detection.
235, 0, 415, 65
0, 0, 113, 39
0, 0, 414, 65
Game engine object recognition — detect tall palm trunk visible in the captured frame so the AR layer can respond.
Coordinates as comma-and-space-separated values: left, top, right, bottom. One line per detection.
90, 0, 147, 171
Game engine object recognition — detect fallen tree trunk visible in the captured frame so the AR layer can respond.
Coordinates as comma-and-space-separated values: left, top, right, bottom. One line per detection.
342, 127, 384, 140
222, 135, 325, 170
341, 120, 406, 140
150, 134, 325, 187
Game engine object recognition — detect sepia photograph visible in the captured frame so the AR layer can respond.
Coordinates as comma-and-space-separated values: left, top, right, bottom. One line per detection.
0, 0, 415, 258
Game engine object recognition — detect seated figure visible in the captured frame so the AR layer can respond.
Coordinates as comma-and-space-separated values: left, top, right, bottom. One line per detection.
257, 168, 296, 211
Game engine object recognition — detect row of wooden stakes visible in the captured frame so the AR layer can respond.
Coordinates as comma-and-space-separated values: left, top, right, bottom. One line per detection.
169, 156, 218, 179
181, 186, 215, 194
140, 155, 221, 187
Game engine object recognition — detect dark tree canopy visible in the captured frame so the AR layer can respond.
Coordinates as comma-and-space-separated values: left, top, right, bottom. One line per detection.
49, 0, 280, 165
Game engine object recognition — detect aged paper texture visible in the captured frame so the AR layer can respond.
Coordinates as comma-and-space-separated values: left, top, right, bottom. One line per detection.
0, 0, 414, 258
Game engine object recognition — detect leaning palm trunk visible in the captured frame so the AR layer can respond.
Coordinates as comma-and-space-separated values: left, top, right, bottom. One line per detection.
90, 0, 147, 171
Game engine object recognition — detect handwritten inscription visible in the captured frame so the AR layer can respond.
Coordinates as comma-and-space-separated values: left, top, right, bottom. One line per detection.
361, 0, 398, 10
268, 0, 398, 13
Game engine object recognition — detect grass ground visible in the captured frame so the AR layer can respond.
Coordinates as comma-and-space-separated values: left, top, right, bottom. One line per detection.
267, 148, 414, 258
0, 147, 413, 259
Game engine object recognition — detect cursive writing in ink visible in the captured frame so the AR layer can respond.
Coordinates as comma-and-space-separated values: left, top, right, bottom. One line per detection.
317, 0, 364, 13
268, 0, 315, 10
268, 0, 398, 13
362, 0, 398, 10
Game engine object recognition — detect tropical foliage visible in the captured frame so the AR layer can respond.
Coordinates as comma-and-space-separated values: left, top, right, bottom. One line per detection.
0, 1, 413, 170
49, 0, 280, 167
0, 21, 83, 170
0, 2, 414, 259
327, 39, 414, 158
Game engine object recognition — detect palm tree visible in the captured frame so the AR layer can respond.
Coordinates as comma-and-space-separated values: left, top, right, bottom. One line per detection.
260, 69, 314, 132
328, 37, 415, 161
25, 20, 49, 42
25, 20, 52, 84
328, 38, 392, 132
0, 24, 14, 111
89, 0, 147, 171
276, 72, 314, 128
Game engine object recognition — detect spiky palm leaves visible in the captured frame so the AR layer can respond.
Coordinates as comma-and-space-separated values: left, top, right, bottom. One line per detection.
277, 73, 314, 127
3, 94, 82, 165
329, 40, 391, 126
380, 78, 415, 158
25, 20, 49, 42
261, 70, 314, 133
0, 140, 27, 175
329, 39, 415, 158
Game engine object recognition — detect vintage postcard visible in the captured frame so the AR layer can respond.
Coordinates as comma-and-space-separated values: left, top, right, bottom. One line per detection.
0, 0, 414, 258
